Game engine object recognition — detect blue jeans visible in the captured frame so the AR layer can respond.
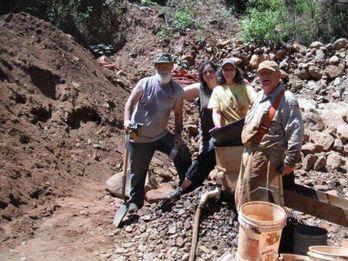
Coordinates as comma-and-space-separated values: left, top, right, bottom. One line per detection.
128, 132, 192, 206
185, 137, 216, 188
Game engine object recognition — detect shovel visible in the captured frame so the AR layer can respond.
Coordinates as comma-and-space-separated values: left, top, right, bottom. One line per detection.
113, 122, 143, 227
113, 132, 130, 227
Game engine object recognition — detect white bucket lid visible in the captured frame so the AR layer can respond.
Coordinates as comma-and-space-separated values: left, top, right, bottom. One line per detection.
308, 245, 348, 258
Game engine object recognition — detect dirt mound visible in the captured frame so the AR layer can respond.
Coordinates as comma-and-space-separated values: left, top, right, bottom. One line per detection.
0, 12, 129, 223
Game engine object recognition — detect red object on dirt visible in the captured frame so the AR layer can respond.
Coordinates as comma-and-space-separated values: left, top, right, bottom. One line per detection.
172, 68, 199, 85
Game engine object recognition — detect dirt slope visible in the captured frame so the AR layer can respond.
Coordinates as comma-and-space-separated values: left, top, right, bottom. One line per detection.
0, 12, 129, 224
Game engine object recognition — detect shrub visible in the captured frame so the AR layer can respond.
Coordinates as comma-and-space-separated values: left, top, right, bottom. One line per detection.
284, 0, 325, 44
242, 8, 283, 43
141, 0, 154, 6
242, 0, 285, 43
241, 0, 348, 44
172, 9, 195, 33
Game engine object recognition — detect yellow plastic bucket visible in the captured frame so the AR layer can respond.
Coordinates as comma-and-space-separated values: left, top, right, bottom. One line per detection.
308, 245, 348, 260
278, 253, 310, 260
236, 201, 286, 261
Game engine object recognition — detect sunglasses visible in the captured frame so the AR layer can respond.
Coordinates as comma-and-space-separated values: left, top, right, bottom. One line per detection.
155, 63, 173, 71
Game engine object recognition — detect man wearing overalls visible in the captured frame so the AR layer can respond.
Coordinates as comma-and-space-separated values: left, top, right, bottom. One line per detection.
235, 60, 304, 209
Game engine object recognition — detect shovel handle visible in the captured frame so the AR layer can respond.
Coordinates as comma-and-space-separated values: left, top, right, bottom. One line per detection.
121, 133, 129, 200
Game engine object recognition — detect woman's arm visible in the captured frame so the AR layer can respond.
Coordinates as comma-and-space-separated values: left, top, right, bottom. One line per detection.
212, 107, 224, 127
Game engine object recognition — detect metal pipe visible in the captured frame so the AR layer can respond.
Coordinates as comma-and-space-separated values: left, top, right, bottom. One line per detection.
188, 186, 221, 261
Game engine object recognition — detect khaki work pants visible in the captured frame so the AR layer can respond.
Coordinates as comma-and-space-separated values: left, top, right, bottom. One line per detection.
235, 147, 284, 210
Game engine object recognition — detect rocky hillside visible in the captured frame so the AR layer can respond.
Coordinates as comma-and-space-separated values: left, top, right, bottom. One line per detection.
0, 2, 347, 260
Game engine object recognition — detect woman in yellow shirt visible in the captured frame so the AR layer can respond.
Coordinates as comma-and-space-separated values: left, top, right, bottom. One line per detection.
208, 58, 256, 127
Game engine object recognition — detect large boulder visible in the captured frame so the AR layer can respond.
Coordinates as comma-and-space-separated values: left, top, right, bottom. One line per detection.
249, 54, 270, 69
326, 152, 343, 170
328, 55, 340, 65
337, 125, 348, 143
295, 68, 310, 80
302, 142, 323, 155
333, 38, 348, 50
293, 42, 307, 54
324, 64, 345, 80
317, 103, 348, 146
314, 49, 326, 63
303, 154, 317, 171
105, 170, 158, 198
309, 41, 324, 49
310, 131, 335, 151
308, 66, 322, 80
314, 155, 326, 171
145, 183, 173, 203
105, 171, 131, 198
303, 111, 325, 131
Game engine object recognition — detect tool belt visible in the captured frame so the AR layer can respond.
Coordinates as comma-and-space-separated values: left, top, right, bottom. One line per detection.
244, 143, 284, 159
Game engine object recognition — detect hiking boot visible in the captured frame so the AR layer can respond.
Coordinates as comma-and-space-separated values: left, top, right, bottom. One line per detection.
166, 187, 184, 201
128, 202, 140, 214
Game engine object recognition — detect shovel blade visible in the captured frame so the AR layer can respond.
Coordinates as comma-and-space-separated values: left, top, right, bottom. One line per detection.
113, 203, 128, 227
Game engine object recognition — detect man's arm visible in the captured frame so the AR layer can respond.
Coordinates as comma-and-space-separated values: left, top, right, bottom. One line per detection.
283, 94, 304, 175
174, 98, 184, 135
124, 82, 144, 130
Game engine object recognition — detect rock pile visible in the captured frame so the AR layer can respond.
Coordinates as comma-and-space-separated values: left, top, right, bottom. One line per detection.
113, 187, 239, 261
184, 38, 348, 103
295, 101, 348, 197
110, 185, 347, 261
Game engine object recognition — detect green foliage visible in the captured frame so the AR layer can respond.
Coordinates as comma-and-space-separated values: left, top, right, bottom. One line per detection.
141, 0, 154, 6
174, 56, 190, 69
48, 2, 68, 27
157, 25, 170, 39
247, 0, 284, 11
242, 0, 285, 43
284, 0, 324, 44
47, 0, 127, 50
195, 31, 206, 47
172, 9, 195, 32
324, 1, 348, 40
219, 7, 232, 20
241, 0, 348, 44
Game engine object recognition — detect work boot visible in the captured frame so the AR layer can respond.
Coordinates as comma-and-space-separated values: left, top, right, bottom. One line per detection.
167, 187, 184, 201
128, 202, 140, 214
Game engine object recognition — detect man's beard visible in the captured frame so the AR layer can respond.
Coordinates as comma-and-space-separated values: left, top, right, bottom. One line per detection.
157, 72, 171, 84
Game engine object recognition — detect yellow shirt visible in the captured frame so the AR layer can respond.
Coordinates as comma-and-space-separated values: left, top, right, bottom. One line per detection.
208, 83, 256, 125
